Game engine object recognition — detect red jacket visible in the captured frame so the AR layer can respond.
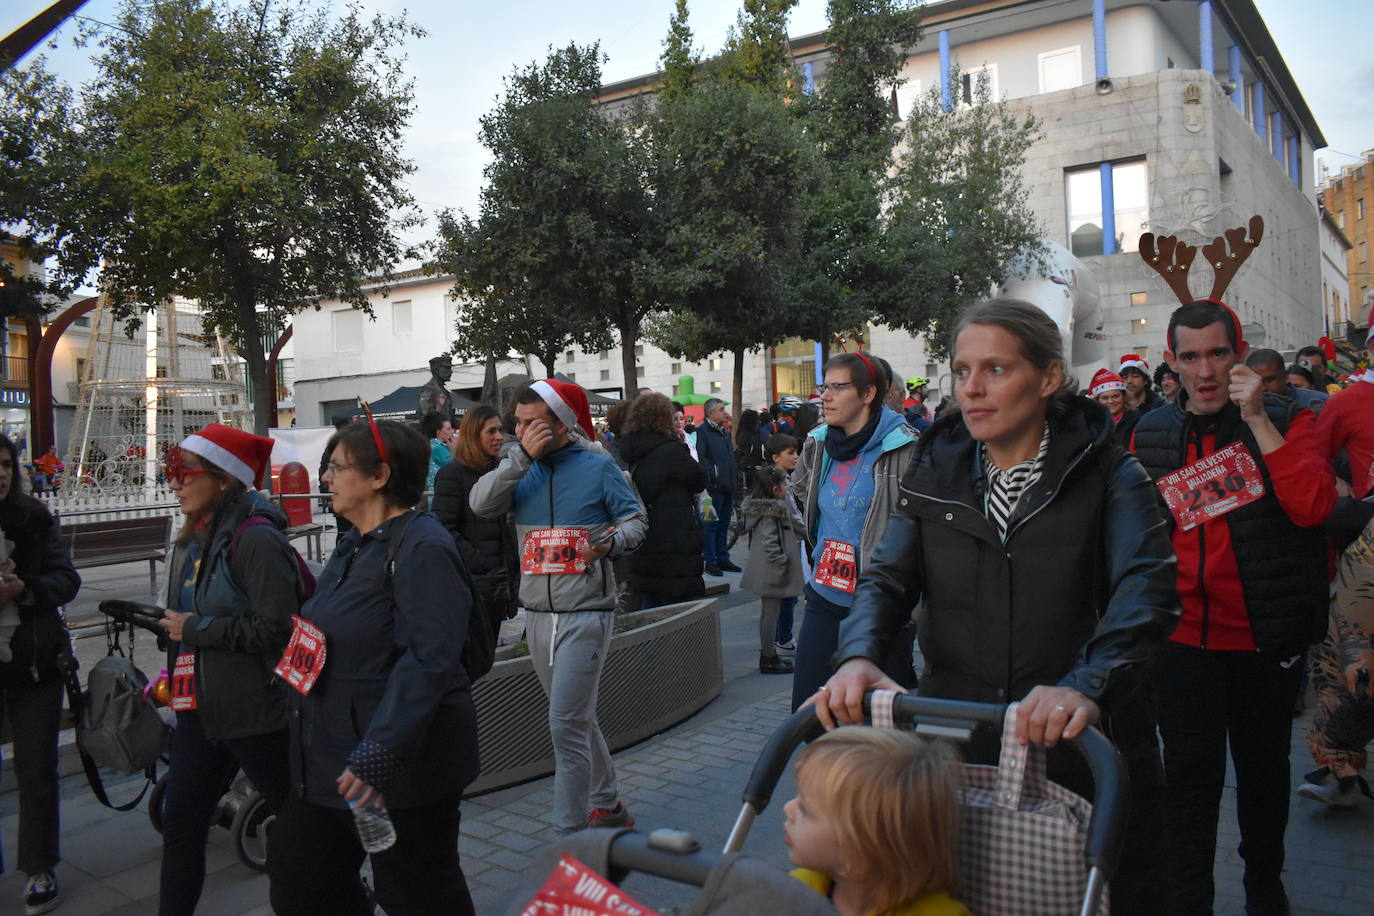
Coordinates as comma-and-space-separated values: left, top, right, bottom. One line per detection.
1317, 379, 1374, 498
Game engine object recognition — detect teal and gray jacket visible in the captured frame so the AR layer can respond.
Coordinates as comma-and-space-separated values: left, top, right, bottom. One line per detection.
469, 438, 646, 612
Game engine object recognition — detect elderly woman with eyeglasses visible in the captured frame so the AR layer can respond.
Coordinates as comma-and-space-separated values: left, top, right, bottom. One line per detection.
267, 417, 479, 916
788, 351, 920, 710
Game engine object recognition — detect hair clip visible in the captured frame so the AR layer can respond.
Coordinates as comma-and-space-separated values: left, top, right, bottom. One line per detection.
357, 397, 390, 466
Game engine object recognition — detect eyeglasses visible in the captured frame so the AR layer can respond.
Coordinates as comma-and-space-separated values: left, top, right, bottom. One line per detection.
815, 382, 855, 395
163, 446, 210, 485
324, 461, 355, 476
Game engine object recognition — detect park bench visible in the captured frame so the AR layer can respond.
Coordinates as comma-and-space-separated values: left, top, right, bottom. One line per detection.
58, 515, 172, 595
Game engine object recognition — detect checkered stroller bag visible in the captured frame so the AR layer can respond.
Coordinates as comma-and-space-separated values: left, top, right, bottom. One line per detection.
956, 702, 1107, 916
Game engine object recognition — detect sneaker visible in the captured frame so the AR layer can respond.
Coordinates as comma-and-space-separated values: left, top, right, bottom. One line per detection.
705, 565, 723, 577
587, 802, 635, 829
25, 871, 58, 916
774, 640, 795, 653
759, 653, 793, 675
1297, 774, 1362, 807
719, 560, 743, 573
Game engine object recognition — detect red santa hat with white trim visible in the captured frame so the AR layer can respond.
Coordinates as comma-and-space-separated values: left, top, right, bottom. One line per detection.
531, 379, 594, 438
1118, 353, 1149, 377
1090, 368, 1127, 399
178, 424, 276, 489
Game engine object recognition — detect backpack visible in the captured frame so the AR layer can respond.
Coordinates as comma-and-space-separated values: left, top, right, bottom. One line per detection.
65, 652, 170, 810
386, 511, 498, 683
230, 515, 317, 602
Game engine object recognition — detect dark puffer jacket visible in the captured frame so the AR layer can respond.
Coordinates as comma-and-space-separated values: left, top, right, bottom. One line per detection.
836, 395, 1179, 708
166, 491, 300, 741
0, 498, 80, 686
432, 457, 518, 620
620, 431, 707, 603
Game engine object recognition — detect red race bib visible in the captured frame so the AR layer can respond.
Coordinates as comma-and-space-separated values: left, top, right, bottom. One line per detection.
521, 528, 589, 575
1155, 441, 1266, 532
274, 615, 328, 696
814, 538, 859, 594
170, 652, 197, 710
518, 854, 662, 916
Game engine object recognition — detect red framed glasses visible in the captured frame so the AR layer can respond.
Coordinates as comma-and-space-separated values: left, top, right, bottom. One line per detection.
163, 446, 209, 486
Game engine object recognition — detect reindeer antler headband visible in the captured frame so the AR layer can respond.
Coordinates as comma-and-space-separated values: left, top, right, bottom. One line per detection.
1139, 214, 1263, 349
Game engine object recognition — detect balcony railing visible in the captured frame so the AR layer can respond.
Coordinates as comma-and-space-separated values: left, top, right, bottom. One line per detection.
1, 354, 28, 388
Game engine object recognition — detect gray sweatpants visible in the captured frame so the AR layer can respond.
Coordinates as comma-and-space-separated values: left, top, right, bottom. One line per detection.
526, 610, 620, 834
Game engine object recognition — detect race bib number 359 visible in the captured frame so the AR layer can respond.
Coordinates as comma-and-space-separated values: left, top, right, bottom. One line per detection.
1155, 441, 1265, 532
522, 528, 589, 575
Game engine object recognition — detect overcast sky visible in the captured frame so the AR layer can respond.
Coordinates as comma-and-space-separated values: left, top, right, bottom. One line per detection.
7, 0, 1372, 252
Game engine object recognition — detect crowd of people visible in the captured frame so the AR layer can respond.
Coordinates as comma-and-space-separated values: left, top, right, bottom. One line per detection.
1, 293, 1372, 915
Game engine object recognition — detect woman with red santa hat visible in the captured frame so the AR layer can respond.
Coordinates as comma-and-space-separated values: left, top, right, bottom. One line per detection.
157, 424, 303, 916
1090, 367, 1141, 448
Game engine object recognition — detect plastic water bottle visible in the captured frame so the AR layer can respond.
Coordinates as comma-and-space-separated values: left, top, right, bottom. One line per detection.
350, 800, 397, 853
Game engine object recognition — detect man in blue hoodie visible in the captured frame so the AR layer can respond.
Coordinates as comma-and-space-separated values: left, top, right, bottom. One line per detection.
469, 380, 646, 835
695, 398, 739, 576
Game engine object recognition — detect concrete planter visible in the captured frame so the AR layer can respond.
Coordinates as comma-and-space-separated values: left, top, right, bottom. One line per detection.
465, 597, 723, 796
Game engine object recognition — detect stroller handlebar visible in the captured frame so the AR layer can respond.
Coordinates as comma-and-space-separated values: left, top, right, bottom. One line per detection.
97, 600, 168, 637
739, 693, 1128, 879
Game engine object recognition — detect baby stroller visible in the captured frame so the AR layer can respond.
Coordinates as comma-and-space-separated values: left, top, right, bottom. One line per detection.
513, 692, 1127, 916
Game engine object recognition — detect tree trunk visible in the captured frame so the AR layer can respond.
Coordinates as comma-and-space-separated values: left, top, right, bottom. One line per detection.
620, 319, 639, 401
731, 345, 746, 438
237, 299, 272, 436
818, 316, 832, 367
540, 347, 556, 379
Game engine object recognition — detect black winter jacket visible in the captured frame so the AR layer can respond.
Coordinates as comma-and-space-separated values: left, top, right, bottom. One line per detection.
695, 422, 738, 495
0, 498, 80, 686
432, 457, 518, 620
166, 491, 299, 740
836, 396, 1180, 708
1131, 397, 1329, 653
289, 511, 478, 810
620, 431, 707, 602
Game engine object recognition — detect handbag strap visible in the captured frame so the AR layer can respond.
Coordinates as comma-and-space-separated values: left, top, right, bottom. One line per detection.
993, 702, 1050, 811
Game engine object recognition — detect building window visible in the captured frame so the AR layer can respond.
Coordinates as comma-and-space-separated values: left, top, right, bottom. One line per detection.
1038, 47, 1081, 94
671, 362, 682, 375
960, 64, 998, 106
634, 344, 644, 356
710, 381, 722, 393
392, 300, 411, 336
636, 366, 645, 377
1130, 318, 1149, 334
598, 350, 610, 360
1338, 210, 1346, 229
566, 350, 575, 362
72, 316, 90, 328
1066, 160, 1149, 257
1130, 292, 1148, 306
708, 358, 722, 371
1359, 199, 1366, 221
599, 369, 610, 381
672, 384, 680, 396
1362, 242, 1369, 263
926, 361, 939, 379
75, 357, 87, 382
893, 78, 923, 119
1358, 166, 1367, 181
333, 310, 363, 352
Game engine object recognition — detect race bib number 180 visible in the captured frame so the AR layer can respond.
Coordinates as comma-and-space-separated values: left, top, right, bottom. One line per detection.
1155, 441, 1266, 532
274, 615, 328, 696
522, 528, 589, 575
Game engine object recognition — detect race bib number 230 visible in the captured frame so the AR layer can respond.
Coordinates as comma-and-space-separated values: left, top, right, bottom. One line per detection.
1155, 441, 1265, 532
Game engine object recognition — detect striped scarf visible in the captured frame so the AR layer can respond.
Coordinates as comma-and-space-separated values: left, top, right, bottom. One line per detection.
981, 425, 1051, 541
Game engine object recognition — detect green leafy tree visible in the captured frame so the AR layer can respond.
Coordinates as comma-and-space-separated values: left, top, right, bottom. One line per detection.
438, 43, 655, 394
659, 0, 698, 104
884, 69, 1045, 353
722, 0, 800, 94
0, 58, 91, 317
432, 209, 612, 377
75, 0, 424, 433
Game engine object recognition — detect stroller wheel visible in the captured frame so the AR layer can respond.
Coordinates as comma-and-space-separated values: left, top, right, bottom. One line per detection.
147, 772, 170, 834
230, 790, 274, 872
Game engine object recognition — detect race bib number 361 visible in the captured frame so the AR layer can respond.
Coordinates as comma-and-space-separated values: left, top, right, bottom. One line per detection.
1155, 441, 1265, 532
522, 528, 589, 575
814, 538, 858, 594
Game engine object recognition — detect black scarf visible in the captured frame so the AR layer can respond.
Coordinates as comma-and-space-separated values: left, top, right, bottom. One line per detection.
823, 410, 882, 464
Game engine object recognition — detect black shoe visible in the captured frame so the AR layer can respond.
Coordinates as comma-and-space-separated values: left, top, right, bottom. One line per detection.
719, 560, 743, 573
25, 871, 58, 916
705, 565, 723, 576
759, 653, 793, 674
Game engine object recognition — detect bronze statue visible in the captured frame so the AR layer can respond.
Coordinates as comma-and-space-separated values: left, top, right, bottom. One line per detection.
417, 354, 456, 424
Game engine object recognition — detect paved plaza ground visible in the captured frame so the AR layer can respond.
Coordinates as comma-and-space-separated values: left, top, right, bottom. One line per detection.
1, 549, 1372, 914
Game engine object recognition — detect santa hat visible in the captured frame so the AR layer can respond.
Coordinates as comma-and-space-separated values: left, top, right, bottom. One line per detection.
1119, 353, 1149, 376
179, 424, 275, 489
1090, 368, 1127, 399
532, 379, 594, 438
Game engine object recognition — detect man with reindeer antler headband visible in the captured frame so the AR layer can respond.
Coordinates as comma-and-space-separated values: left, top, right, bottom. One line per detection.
1130, 217, 1336, 915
